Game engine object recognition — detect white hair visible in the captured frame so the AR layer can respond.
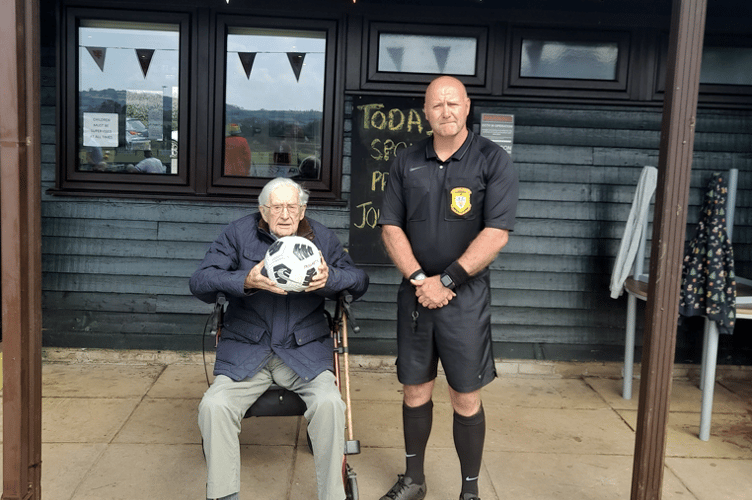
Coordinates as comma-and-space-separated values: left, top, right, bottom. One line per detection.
258, 177, 309, 206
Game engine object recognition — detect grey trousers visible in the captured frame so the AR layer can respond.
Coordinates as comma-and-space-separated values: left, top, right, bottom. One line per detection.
199, 356, 346, 500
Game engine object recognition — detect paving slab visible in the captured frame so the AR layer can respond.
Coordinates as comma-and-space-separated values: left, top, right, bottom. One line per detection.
42, 397, 141, 443
485, 407, 635, 455
666, 457, 752, 500
147, 363, 211, 399
720, 379, 752, 402
586, 377, 747, 413
0, 443, 106, 500
349, 370, 405, 402
617, 409, 752, 458
70, 443, 213, 500
112, 397, 203, 444
483, 377, 609, 409
72, 443, 299, 499
39, 443, 107, 500
483, 451, 693, 500
42, 363, 164, 398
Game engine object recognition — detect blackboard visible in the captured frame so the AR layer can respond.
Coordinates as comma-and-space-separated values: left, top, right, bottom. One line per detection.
349, 95, 433, 264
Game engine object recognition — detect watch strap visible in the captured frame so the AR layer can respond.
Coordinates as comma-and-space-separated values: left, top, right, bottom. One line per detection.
443, 260, 470, 288
409, 268, 426, 281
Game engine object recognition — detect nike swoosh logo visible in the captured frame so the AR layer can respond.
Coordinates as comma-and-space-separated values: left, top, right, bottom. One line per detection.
465, 476, 478, 482
409, 165, 427, 172
406, 453, 417, 458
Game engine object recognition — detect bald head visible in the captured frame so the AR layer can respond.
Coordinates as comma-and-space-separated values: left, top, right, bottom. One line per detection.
425, 76, 468, 102
423, 76, 471, 142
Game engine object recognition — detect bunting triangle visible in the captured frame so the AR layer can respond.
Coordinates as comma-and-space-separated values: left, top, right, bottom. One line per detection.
287, 52, 306, 81
135, 49, 155, 78
387, 47, 404, 72
86, 47, 107, 72
238, 52, 257, 79
433, 46, 450, 73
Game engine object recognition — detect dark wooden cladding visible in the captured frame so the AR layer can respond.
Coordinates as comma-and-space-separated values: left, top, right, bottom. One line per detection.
38, 97, 752, 351
631, 0, 708, 498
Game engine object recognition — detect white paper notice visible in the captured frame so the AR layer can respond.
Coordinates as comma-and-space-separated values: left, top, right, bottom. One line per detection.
83, 112, 119, 147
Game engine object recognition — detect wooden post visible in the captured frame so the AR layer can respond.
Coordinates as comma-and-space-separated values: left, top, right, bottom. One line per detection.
630, 0, 707, 499
0, 0, 43, 498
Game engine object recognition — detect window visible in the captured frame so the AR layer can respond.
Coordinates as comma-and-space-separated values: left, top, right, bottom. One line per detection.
57, 8, 191, 195
377, 33, 477, 75
222, 28, 326, 181
78, 20, 180, 176
362, 21, 491, 93
655, 34, 752, 102
507, 28, 631, 98
212, 16, 342, 199
520, 40, 619, 80
55, 7, 343, 202
700, 47, 752, 85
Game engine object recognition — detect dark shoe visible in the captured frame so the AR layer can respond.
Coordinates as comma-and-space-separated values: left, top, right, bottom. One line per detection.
380, 474, 426, 500
459, 494, 481, 500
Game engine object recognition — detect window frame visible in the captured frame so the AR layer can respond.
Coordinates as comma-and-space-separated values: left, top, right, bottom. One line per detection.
57, 7, 193, 195
654, 33, 752, 103
505, 27, 632, 99
360, 20, 493, 94
54, 6, 345, 203
210, 14, 343, 201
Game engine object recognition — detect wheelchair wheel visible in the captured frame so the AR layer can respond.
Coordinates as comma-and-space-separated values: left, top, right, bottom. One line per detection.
345, 463, 358, 500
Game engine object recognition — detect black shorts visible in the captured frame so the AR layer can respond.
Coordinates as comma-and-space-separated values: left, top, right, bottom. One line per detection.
395, 272, 496, 393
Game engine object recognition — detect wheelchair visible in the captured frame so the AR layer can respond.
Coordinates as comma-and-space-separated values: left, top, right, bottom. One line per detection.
202, 291, 360, 500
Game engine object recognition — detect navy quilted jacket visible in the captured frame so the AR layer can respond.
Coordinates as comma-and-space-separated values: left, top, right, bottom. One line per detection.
190, 213, 369, 382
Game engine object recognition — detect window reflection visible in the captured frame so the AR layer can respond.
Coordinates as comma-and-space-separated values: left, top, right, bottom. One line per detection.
224, 28, 325, 180
78, 20, 180, 174
378, 33, 477, 75
521, 39, 618, 80
701, 47, 752, 85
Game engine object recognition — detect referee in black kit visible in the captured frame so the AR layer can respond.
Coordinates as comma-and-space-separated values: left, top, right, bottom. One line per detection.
377, 75, 519, 500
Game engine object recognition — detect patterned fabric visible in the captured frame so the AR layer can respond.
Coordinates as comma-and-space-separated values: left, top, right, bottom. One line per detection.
679, 172, 736, 334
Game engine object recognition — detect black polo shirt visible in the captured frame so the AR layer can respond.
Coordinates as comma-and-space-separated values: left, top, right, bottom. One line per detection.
378, 129, 518, 276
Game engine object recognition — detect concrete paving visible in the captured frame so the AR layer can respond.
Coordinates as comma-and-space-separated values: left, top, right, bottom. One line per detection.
2, 354, 752, 500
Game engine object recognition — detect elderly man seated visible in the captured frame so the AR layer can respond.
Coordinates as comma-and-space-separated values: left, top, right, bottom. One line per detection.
190, 177, 369, 500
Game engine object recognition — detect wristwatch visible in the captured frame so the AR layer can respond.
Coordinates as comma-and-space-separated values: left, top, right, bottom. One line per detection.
440, 272, 455, 290
409, 269, 426, 281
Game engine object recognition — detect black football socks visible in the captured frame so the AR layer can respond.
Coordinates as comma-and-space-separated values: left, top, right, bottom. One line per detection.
403, 400, 433, 485
453, 404, 486, 497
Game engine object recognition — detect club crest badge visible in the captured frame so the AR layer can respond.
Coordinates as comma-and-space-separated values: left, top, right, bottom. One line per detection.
450, 187, 472, 215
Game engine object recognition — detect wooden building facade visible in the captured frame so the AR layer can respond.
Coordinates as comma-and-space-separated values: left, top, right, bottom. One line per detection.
37, 0, 752, 361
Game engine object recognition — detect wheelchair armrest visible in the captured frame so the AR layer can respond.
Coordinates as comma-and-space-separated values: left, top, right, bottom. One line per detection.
207, 292, 227, 342
335, 290, 359, 334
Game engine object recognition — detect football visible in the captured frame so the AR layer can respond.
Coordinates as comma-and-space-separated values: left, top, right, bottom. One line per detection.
264, 236, 321, 292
